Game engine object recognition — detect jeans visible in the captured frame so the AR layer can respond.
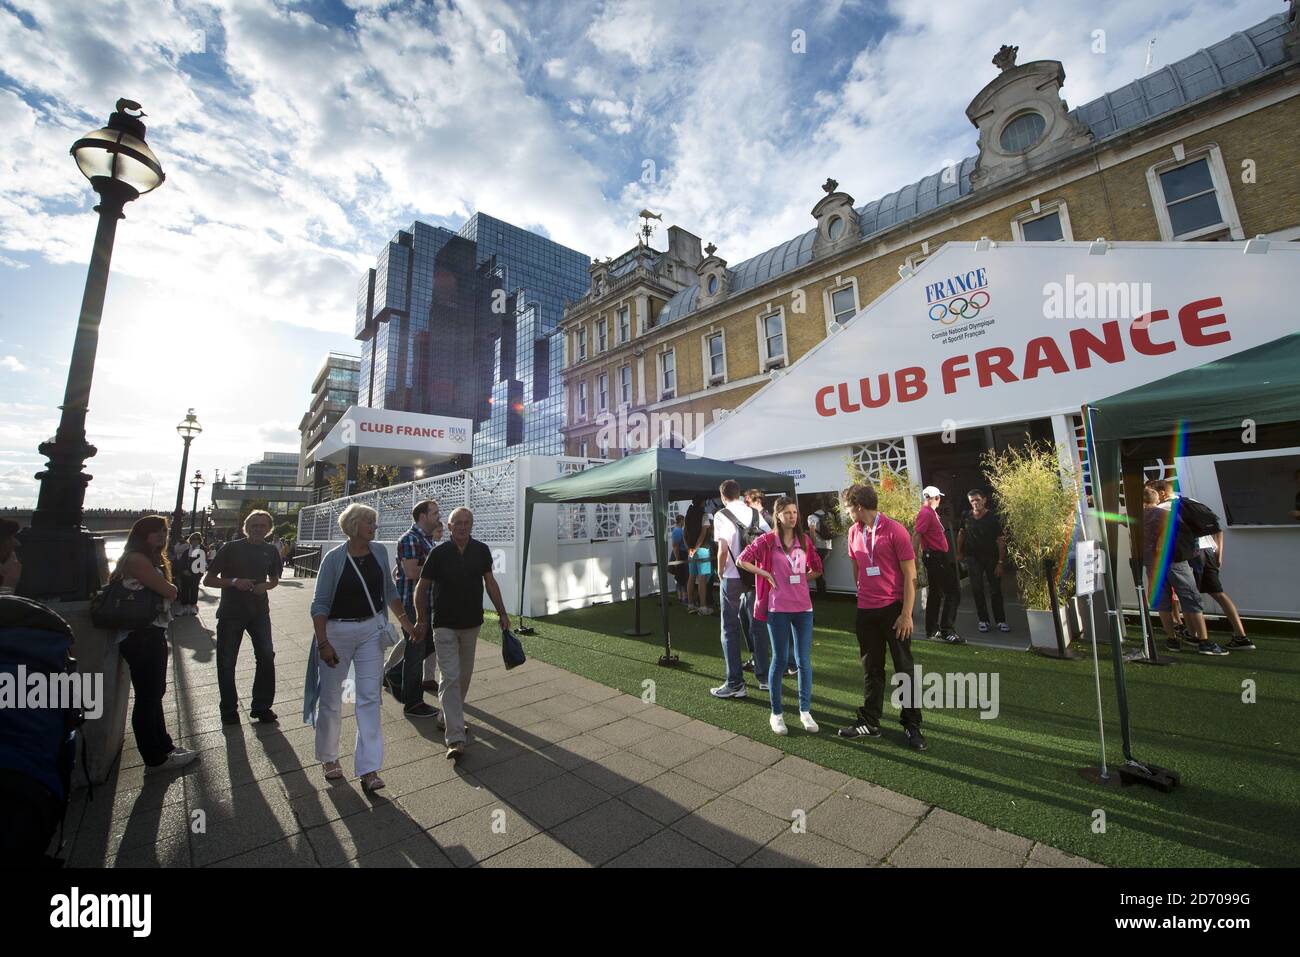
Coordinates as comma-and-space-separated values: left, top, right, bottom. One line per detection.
216, 610, 276, 716
118, 626, 175, 766
434, 626, 480, 745
384, 600, 437, 707
766, 610, 813, 714
855, 603, 921, 729
315, 616, 385, 776
814, 550, 830, 596
965, 554, 1005, 623
720, 578, 765, 688
922, 551, 960, 635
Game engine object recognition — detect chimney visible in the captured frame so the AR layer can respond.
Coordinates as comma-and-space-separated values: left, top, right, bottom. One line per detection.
667, 226, 702, 269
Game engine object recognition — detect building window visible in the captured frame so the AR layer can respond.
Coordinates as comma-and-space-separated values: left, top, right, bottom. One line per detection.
597, 372, 608, 412
707, 274, 718, 296
850, 438, 908, 481
704, 332, 726, 384
1146, 147, 1243, 242
619, 364, 631, 405
759, 311, 786, 369
999, 111, 1046, 153
596, 317, 607, 352
577, 380, 588, 418
1012, 201, 1072, 243
660, 349, 676, 399
827, 216, 844, 241
576, 327, 587, 361
617, 306, 631, 342
578, 440, 588, 457
829, 283, 858, 326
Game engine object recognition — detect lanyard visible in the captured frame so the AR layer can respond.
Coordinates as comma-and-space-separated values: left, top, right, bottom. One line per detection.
775, 531, 804, 572
860, 514, 881, 565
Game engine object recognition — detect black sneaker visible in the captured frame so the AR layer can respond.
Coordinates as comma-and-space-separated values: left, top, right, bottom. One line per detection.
742, 659, 755, 673
1226, 636, 1256, 650
1174, 624, 1194, 642
221, 713, 241, 726
927, 631, 944, 642
1198, 641, 1229, 656
942, 631, 965, 645
1164, 637, 1183, 652
838, 722, 882, 739
404, 703, 439, 719
250, 709, 278, 723
906, 726, 928, 751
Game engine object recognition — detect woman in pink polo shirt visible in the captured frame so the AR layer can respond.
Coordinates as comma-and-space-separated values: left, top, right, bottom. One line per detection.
737, 496, 823, 737
837, 483, 927, 751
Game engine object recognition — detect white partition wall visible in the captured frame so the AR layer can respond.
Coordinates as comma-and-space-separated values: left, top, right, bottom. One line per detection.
298, 455, 664, 618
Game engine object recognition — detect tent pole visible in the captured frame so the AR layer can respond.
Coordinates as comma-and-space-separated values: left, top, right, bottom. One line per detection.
517, 497, 537, 635
652, 483, 677, 666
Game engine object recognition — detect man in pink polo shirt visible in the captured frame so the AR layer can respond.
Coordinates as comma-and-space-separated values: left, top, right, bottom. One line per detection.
837, 482, 926, 751
915, 486, 963, 644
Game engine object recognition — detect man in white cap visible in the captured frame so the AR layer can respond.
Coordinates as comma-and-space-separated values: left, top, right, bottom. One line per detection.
915, 486, 963, 644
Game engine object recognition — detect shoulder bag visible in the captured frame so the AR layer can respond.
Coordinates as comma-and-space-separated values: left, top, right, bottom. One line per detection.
345, 552, 402, 650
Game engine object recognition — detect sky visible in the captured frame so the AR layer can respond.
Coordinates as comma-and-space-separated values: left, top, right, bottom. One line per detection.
0, 0, 1279, 508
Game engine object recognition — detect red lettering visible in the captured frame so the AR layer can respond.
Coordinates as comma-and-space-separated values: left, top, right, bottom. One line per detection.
1022, 336, 1070, 380
1069, 321, 1124, 369
838, 381, 861, 414
941, 355, 970, 395
1178, 296, 1231, 347
815, 386, 836, 417
858, 374, 890, 409
1131, 310, 1174, 356
975, 348, 1018, 388
896, 366, 927, 402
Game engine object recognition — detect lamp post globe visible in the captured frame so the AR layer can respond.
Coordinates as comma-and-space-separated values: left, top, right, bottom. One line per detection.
18, 99, 165, 601
171, 410, 201, 545
189, 469, 205, 535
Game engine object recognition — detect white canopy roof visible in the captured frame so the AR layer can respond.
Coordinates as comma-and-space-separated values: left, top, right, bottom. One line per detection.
314, 405, 473, 467
687, 239, 1300, 463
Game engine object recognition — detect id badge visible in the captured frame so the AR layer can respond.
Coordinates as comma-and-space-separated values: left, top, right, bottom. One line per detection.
789, 574, 801, 585
866, 565, 882, 577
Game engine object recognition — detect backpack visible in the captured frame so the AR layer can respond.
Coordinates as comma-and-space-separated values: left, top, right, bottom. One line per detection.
1177, 497, 1221, 539
722, 506, 764, 589
0, 596, 86, 864
810, 511, 833, 544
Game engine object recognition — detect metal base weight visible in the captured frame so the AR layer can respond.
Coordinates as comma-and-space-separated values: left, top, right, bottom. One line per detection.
14, 526, 108, 602
1077, 766, 1125, 789
657, 654, 680, 667
1129, 653, 1176, 665
623, 628, 652, 636
1031, 646, 1078, 660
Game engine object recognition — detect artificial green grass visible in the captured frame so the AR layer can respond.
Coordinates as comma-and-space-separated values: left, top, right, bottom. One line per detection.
484, 596, 1300, 867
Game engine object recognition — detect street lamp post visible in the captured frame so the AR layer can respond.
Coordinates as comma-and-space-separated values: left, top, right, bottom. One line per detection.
189, 469, 205, 535
171, 411, 202, 545
18, 99, 165, 602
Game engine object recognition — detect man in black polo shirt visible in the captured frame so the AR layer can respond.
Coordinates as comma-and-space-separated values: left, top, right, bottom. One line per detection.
413, 507, 510, 760
203, 510, 283, 724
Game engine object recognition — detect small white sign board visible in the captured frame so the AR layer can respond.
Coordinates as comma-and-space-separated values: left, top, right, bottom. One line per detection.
1076, 540, 1105, 597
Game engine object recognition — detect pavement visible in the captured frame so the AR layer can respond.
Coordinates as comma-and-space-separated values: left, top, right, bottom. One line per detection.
58, 576, 1101, 868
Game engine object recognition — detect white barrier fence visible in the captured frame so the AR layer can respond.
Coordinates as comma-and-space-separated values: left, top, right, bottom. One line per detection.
297, 456, 665, 617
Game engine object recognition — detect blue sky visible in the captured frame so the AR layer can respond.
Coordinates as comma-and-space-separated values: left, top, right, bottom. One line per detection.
0, 0, 1277, 507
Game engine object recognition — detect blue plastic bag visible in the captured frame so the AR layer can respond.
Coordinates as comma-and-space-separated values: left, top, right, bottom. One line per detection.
501, 627, 526, 670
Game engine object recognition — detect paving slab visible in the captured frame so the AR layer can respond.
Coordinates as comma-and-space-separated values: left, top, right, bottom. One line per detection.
606, 828, 732, 868
621, 771, 719, 825
548, 799, 663, 866
671, 796, 789, 864
429, 804, 542, 867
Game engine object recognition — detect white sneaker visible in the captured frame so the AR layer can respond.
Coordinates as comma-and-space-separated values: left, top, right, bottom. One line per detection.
800, 711, 820, 733
769, 713, 788, 736
148, 747, 200, 773
699, 606, 715, 616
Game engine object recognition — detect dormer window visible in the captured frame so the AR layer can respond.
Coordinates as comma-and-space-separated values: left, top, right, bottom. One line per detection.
999, 111, 1046, 153
707, 274, 718, 296
827, 216, 845, 241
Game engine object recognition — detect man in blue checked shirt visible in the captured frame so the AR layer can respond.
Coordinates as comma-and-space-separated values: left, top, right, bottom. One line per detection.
384, 499, 444, 718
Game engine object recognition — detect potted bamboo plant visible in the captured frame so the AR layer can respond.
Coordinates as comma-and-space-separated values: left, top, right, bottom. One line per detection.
843, 461, 927, 588
981, 443, 1080, 650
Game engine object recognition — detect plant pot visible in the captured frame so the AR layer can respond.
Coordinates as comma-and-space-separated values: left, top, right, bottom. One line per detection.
1026, 607, 1072, 651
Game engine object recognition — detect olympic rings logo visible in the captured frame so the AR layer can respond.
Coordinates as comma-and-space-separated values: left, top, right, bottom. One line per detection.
928, 290, 990, 324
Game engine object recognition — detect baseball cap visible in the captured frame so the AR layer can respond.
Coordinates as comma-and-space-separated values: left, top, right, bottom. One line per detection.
921, 486, 944, 499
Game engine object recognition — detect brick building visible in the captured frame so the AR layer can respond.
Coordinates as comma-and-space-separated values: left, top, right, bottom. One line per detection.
558, 10, 1300, 460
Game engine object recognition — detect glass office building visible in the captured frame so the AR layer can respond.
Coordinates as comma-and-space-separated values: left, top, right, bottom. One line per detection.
355, 213, 589, 465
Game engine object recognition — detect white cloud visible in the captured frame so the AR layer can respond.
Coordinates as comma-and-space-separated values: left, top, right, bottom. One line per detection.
0, 356, 26, 372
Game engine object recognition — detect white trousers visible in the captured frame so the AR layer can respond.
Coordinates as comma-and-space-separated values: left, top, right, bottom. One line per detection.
315, 616, 385, 776
434, 626, 480, 745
